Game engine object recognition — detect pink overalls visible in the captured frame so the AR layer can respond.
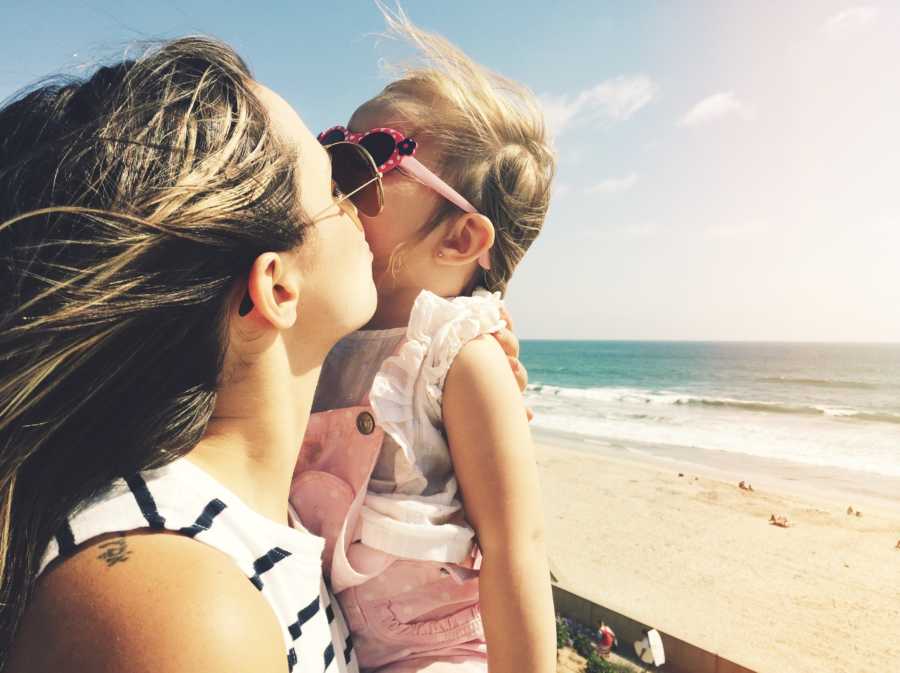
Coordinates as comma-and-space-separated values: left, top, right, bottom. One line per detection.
290, 404, 486, 672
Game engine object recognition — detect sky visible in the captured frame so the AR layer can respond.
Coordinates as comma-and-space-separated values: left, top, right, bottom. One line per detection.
2, 1, 899, 341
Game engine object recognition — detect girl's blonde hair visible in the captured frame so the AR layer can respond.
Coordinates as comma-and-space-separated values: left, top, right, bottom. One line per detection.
352, 6, 556, 295
0, 38, 307, 662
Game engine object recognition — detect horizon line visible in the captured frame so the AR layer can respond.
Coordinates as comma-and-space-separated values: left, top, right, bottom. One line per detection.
518, 338, 900, 345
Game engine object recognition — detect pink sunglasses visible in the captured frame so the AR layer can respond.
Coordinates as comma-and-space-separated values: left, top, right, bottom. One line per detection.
319, 125, 491, 270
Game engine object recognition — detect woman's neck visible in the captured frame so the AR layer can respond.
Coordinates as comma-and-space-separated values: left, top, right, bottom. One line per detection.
187, 353, 322, 526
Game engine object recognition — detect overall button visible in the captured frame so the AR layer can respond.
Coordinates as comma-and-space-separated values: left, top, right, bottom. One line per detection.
356, 411, 375, 435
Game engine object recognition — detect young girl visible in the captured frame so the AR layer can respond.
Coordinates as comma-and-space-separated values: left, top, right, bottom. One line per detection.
290, 13, 556, 673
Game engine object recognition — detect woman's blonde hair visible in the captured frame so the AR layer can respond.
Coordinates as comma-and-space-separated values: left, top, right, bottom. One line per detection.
351, 6, 556, 295
0, 37, 307, 662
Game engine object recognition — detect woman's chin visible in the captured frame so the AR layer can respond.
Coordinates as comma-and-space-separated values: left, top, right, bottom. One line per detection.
350, 284, 379, 332
363, 286, 378, 323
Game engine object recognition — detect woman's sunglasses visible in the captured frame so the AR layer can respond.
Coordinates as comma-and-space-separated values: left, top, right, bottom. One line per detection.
321, 140, 385, 217
318, 125, 478, 217
237, 141, 383, 317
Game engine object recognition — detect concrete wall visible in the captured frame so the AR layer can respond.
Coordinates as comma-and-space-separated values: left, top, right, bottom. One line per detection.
553, 585, 757, 673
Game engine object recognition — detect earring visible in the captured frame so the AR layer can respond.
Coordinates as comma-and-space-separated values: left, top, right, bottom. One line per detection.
238, 291, 253, 316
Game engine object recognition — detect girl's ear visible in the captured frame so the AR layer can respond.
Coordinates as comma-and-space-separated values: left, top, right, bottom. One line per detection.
240, 251, 301, 329
435, 213, 494, 268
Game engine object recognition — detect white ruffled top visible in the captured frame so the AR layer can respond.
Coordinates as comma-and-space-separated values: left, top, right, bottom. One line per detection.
316, 288, 505, 565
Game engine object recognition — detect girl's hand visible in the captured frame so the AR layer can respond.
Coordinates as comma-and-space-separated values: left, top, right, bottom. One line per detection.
492, 307, 534, 421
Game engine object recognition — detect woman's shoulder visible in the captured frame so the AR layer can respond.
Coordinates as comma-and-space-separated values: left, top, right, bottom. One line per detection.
7, 530, 287, 673
39, 456, 325, 579
16, 457, 335, 672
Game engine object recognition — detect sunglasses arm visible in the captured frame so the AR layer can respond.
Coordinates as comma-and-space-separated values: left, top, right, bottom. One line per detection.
401, 157, 492, 270
401, 156, 476, 215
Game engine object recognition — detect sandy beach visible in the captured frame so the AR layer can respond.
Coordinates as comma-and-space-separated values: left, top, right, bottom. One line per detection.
536, 435, 900, 673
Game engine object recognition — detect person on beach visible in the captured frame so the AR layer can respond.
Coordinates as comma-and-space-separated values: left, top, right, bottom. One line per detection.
290, 13, 556, 673
0, 36, 526, 672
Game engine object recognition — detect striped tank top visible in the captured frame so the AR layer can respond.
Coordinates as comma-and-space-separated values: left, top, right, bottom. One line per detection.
37, 456, 359, 673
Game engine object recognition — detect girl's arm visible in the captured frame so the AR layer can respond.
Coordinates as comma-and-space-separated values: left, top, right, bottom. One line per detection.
443, 335, 555, 673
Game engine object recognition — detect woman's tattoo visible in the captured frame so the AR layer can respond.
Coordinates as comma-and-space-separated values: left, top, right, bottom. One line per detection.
96, 536, 132, 567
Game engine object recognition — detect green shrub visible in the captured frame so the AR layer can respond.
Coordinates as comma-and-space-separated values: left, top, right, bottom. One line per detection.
556, 615, 572, 649
572, 631, 594, 658
585, 652, 613, 673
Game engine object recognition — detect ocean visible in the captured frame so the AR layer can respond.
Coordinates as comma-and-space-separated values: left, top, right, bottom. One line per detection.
520, 341, 900, 479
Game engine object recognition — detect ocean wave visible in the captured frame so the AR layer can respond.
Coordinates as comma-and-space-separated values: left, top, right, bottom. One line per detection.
529, 408, 900, 477
526, 384, 900, 424
849, 411, 900, 424
757, 376, 879, 390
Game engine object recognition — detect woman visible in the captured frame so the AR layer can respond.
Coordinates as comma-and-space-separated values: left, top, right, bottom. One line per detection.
0, 37, 525, 672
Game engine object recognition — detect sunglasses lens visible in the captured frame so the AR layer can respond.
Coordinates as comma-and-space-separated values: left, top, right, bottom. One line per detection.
319, 128, 346, 145
327, 142, 383, 216
358, 131, 397, 167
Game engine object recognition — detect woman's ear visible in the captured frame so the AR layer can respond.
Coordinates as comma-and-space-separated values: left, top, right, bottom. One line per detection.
241, 252, 301, 329
436, 213, 494, 268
